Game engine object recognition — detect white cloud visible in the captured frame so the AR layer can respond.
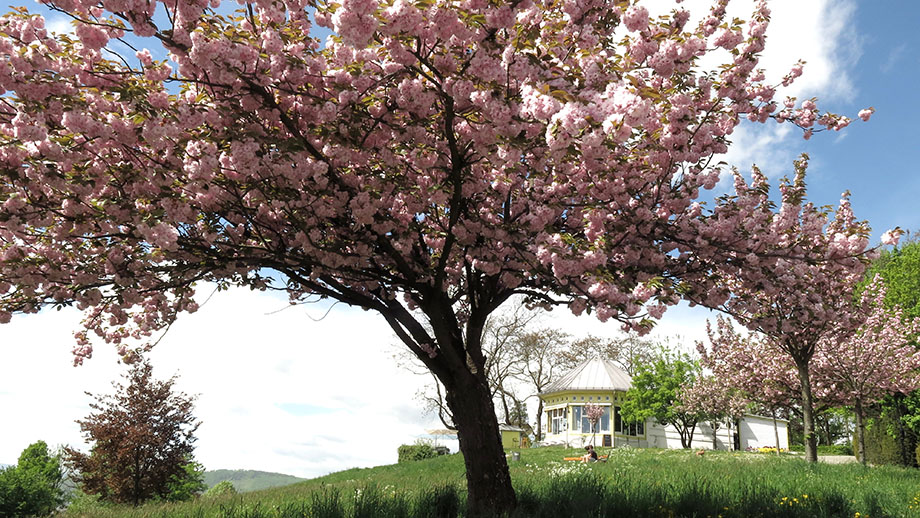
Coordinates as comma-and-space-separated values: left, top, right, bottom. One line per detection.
718, 0, 862, 179
44, 15, 74, 36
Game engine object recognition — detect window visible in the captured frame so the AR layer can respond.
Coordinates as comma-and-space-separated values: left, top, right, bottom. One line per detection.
613, 406, 643, 436
573, 405, 611, 433
550, 408, 566, 435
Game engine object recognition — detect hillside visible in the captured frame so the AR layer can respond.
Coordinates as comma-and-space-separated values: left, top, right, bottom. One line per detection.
203, 469, 306, 492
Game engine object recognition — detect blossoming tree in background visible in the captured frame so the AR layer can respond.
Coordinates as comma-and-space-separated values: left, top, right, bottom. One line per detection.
0, 0, 876, 512
677, 371, 747, 450
813, 276, 920, 465
699, 317, 823, 453
691, 156, 882, 463
583, 402, 604, 447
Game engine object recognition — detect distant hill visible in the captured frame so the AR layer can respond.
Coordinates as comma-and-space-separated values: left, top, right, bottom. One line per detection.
203, 469, 306, 492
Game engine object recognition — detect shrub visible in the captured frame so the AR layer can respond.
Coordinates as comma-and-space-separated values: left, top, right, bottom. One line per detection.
203, 480, 237, 498
164, 459, 207, 502
860, 416, 901, 465
819, 444, 854, 456
397, 444, 437, 463
65, 489, 110, 514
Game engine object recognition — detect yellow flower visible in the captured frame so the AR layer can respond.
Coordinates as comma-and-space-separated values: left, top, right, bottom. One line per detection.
803, 494, 808, 499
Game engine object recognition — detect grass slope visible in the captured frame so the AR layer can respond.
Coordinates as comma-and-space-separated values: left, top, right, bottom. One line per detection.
203, 470, 306, 492
62, 446, 920, 518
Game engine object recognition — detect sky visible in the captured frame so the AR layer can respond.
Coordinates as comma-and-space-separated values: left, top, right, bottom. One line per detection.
1, 0, 919, 478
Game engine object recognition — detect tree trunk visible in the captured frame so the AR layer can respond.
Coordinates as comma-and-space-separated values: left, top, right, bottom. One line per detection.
854, 398, 866, 465
677, 423, 692, 449
726, 420, 732, 451
772, 409, 781, 456
794, 360, 818, 463
444, 367, 517, 517
535, 398, 544, 442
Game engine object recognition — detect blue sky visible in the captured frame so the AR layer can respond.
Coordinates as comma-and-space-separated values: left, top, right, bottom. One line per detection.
779, 1, 920, 242
1, 0, 919, 477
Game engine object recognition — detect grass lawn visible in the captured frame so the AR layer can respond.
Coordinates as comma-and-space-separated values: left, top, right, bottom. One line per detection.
62, 446, 920, 518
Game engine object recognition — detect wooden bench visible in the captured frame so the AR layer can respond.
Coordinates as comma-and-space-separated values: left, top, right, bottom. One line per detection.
563, 454, 608, 462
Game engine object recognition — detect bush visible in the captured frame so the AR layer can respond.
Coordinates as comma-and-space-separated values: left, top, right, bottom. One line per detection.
397, 444, 437, 463
789, 444, 855, 455
820, 444, 854, 456
164, 459, 207, 502
65, 489, 110, 514
861, 416, 902, 465
203, 480, 237, 498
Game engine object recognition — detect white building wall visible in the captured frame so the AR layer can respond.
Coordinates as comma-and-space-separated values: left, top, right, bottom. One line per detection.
645, 417, 788, 450
738, 415, 789, 450
647, 420, 733, 450
540, 412, 788, 451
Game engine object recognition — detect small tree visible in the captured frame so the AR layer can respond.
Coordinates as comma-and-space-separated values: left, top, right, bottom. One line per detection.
620, 353, 701, 449
164, 459, 207, 502
583, 403, 604, 447
0, 441, 65, 518
678, 375, 748, 450
65, 360, 202, 506
512, 327, 571, 442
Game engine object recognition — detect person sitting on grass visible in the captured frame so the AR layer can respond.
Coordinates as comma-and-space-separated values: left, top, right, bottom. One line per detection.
582, 444, 599, 463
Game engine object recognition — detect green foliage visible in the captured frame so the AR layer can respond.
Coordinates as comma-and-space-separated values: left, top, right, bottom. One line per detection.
165, 460, 207, 502
863, 243, 920, 466
861, 414, 903, 466
865, 240, 920, 319
203, 481, 237, 498
0, 441, 65, 518
55, 447, 920, 518
397, 444, 437, 463
621, 352, 699, 447
788, 444, 854, 455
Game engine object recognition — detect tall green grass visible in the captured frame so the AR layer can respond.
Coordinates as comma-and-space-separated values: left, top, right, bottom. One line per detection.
61, 447, 920, 518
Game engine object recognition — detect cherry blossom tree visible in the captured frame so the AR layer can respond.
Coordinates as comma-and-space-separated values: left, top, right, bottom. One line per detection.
0, 0, 873, 512
699, 317, 801, 417
677, 372, 747, 450
699, 316, 845, 455
583, 402, 604, 447
814, 276, 920, 465
690, 156, 881, 462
